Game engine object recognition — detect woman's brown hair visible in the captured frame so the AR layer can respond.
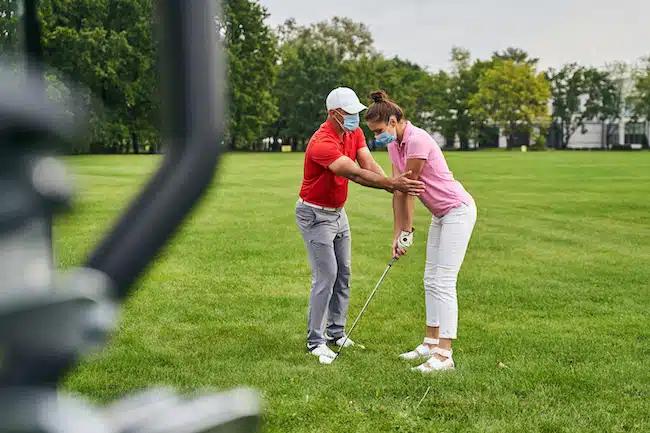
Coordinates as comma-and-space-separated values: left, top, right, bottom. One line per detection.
364, 90, 404, 124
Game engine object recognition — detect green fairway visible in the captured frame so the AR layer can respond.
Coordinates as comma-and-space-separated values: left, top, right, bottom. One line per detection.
56, 151, 650, 433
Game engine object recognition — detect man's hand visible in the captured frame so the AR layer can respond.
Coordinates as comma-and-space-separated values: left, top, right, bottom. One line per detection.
329, 156, 424, 194
392, 171, 425, 196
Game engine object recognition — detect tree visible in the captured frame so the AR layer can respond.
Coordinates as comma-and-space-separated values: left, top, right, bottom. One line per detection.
303, 16, 375, 61
437, 47, 490, 149
371, 58, 433, 130
338, 53, 385, 145
628, 56, 650, 122
408, 65, 443, 134
427, 70, 455, 141
274, 38, 344, 150
492, 47, 539, 66
546, 63, 618, 148
602, 61, 630, 148
342, 55, 437, 146
103, 0, 159, 154
278, 16, 375, 62
273, 17, 374, 149
469, 60, 551, 147
0, 0, 18, 54
218, 0, 278, 150
39, 0, 160, 153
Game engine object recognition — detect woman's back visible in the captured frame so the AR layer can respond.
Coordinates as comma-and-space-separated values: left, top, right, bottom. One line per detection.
388, 122, 473, 217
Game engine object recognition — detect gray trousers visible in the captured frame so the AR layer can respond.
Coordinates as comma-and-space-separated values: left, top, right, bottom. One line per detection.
295, 201, 351, 348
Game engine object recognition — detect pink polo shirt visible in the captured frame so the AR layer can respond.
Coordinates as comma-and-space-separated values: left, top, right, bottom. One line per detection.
388, 122, 473, 217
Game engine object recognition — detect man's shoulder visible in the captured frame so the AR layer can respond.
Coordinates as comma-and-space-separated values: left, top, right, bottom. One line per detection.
308, 126, 338, 149
351, 127, 365, 139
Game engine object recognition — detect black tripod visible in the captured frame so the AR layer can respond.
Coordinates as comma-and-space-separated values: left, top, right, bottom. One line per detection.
0, 1, 261, 432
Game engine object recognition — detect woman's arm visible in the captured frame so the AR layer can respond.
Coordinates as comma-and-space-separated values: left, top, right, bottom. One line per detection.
393, 181, 415, 259
392, 163, 409, 258
392, 164, 408, 236
401, 158, 426, 234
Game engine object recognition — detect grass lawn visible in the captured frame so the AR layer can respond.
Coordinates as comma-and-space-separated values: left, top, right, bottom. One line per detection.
56, 150, 650, 433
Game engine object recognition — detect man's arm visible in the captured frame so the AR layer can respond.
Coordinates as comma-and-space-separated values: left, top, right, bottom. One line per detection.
328, 156, 424, 195
357, 146, 386, 177
330, 156, 395, 192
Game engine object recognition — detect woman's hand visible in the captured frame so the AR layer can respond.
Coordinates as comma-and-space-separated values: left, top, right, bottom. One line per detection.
392, 230, 413, 258
392, 236, 407, 259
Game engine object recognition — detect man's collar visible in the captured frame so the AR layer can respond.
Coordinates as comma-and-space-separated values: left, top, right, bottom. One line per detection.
324, 118, 347, 141
324, 118, 338, 135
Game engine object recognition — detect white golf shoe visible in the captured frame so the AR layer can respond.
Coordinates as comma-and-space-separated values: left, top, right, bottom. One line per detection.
326, 334, 365, 349
309, 344, 337, 362
399, 338, 439, 360
411, 347, 455, 373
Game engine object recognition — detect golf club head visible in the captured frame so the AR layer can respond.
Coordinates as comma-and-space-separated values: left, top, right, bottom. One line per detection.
318, 354, 335, 364
0, 269, 117, 387
102, 387, 182, 432
0, 388, 112, 433
331, 342, 365, 362
130, 388, 262, 433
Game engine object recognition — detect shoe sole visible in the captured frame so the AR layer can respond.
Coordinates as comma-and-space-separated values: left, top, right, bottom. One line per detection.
308, 347, 337, 359
309, 350, 336, 357
411, 363, 455, 373
399, 353, 432, 361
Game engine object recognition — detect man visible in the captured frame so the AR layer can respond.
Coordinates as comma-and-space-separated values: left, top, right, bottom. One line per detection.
295, 87, 425, 362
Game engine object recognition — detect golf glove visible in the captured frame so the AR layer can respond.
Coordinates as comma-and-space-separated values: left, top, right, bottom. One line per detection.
397, 229, 414, 249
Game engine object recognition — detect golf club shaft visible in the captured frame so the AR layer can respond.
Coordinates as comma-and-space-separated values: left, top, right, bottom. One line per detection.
337, 257, 397, 355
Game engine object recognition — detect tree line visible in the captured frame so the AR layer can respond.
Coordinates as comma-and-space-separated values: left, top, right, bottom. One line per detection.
1, 0, 649, 154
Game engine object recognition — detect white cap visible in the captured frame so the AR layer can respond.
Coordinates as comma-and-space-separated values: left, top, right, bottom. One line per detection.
326, 87, 367, 114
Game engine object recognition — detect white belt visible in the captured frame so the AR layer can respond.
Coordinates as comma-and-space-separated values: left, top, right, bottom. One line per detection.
297, 198, 342, 212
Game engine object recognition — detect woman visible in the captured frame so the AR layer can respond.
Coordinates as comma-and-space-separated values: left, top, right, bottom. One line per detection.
364, 90, 477, 372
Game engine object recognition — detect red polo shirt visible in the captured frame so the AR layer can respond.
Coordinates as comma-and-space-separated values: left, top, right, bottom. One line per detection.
299, 119, 367, 209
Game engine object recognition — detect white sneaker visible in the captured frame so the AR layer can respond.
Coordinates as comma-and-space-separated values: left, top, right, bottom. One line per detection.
309, 344, 337, 360
326, 334, 365, 349
399, 338, 438, 360
412, 347, 455, 373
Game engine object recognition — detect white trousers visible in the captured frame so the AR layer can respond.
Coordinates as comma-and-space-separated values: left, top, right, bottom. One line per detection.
423, 200, 477, 339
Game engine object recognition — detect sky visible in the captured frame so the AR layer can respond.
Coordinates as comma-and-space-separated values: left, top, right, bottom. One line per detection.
257, 0, 650, 72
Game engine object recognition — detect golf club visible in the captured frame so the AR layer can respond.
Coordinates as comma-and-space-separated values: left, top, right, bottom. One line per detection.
328, 256, 398, 363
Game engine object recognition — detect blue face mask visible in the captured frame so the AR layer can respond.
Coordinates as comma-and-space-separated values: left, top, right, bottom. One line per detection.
342, 113, 360, 131
375, 126, 396, 147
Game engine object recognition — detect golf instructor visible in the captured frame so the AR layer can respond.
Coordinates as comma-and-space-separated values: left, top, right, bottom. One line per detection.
296, 87, 425, 362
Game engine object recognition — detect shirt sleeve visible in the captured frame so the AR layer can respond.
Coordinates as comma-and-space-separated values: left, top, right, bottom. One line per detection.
309, 137, 344, 168
406, 132, 431, 160
355, 129, 368, 150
